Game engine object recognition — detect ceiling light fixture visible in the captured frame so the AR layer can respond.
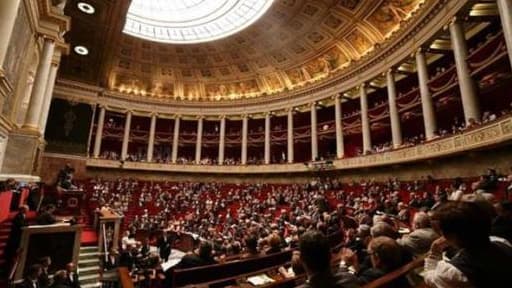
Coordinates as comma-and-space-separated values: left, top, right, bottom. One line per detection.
74, 46, 89, 55
77, 2, 95, 14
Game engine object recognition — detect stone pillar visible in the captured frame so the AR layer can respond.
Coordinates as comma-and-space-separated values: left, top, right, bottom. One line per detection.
23, 38, 55, 130
39, 62, 59, 135
387, 69, 402, 148
264, 113, 271, 164
218, 116, 226, 165
360, 84, 372, 154
310, 103, 318, 161
93, 106, 105, 158
195, 117, 203, 164
121, 111, 132, 161
287, 109, 294, 163
0, 0, 21, 68
497, 0, 512, 71
171, 116, 180, 163
334, 95, 345, 158
449, 18, 481, 124
416, 49, 437, 140
147, 114, 156, 162
241, 115, 248, 165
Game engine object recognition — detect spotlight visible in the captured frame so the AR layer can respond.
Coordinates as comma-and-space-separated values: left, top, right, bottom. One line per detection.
77, 2, 95, 14
74, 46, 89, 56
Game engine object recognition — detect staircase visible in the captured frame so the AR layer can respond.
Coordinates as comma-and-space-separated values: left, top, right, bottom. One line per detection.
78, 245, 102, 288
0, 220, 12, 286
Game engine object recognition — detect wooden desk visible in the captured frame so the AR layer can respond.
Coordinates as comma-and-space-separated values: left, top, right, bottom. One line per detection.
14, 224, 83, 283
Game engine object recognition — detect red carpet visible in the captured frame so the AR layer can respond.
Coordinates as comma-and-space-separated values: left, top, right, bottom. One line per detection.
81, 228, 98, 246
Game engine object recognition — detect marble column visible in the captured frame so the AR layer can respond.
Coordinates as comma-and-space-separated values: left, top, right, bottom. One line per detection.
121, 111, 132, 161
0, 0, 21, 68
147, 114, 156, 162
23, 38, 55, 130
287, 109, 294, 163
195, 117, 203, 164
264, 113, 271, 164
310, 103, 318, 161
241, 115, 248, 165
497, 0, 512, 71
416, 49, 437, 140
171, 116, 180, 163
360, 84, 372, 154
387, 69, 402, 148
450, 18, 480, 124
93, 106, 106, 158
218, 116, 226, 165
39, 62, 59, 135
334, 95, 345, 158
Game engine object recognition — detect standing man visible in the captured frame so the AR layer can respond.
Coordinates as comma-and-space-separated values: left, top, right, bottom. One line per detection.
6, 205, 28, 269
157, 230, 172, 262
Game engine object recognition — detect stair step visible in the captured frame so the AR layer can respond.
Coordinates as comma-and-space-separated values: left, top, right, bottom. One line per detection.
0, 235, 7, 240
80, 252, 100, 258
81, 282, 101, 288
78, 259, 100, 267
80, 246, 98, 252
79, 266, 100, 273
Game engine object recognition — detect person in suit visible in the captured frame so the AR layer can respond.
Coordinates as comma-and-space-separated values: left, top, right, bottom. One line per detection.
105, 248, 120, 270
22, 264, 43, 288
397, 211, 439, 255
64, 263, 80, 288
341, 236, 409, 287
38, 256, 52, 288
157, 231, 172, 261
139, 237, 151, 258
6, 205, 28, 269
36, 205, 57, 225
298, 230, 358, 288
119, 245, 136, 271
51, 270, 71, 288
176, 241, 217, 269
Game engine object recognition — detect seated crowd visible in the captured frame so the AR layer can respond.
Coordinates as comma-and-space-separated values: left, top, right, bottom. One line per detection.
79, 168, 512, 287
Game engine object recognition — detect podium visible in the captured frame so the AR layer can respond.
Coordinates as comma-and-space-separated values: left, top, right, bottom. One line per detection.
14, 223, 83, 283
97, 208, 123, 254
57, 189, 85, 216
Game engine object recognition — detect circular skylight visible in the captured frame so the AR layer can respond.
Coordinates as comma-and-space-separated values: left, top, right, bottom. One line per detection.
123, 0, 275, 44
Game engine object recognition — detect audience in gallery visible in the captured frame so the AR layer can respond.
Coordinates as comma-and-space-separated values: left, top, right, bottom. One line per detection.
97, 103, 512, 165
76, 167, 512, 287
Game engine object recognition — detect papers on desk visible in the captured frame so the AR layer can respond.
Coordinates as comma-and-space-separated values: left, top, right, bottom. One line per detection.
247, 274, 275, 286
161, 249, 186, 272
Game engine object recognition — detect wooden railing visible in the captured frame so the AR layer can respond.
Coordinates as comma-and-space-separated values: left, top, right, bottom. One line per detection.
118, 267, 134, 288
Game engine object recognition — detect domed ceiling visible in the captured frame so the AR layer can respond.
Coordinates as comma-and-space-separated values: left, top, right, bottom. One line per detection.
60, 0, 426, 102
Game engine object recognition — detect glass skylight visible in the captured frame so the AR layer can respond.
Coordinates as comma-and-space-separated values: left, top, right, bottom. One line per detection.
123, 0, 275, 44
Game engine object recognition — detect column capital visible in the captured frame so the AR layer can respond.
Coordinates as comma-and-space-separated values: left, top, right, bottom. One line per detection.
309, 102, 317, 108
219, 115, 226, 120
415, 46, 427, 56
360, 82, 367, 89
173, 114, 181, 120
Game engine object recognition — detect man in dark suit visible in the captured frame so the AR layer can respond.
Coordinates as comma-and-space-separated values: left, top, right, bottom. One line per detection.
38, 256, 52, 288
36, 205, 57, 225
176, 241, 217, 269
64, 263, 80, 288
22, 264, 42, 288
119, 245, 136, 271
6, 205, 28, 269
157, 231, 172, 261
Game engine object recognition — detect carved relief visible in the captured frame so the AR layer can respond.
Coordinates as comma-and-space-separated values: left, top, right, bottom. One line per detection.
367, 0, 422, 36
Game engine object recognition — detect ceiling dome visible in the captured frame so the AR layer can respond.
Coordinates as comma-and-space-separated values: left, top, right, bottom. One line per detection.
123, 0, 275, 44
60, 0, 427, 103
